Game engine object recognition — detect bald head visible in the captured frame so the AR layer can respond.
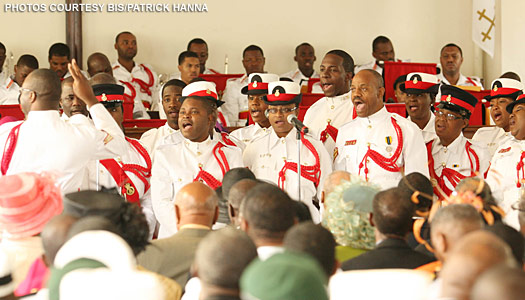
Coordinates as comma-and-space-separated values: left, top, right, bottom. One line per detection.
87, 52, 113, 77
471, 265, 525, 300
41, 214, 78, 266
89, 72, 117, 86
430, 204, 484, 262
356, 69, 384, 88
20, 68, 62, 115
322, 171, 351, 199
440, 231, 517, 300
228, 179, 257, 227
175, 182, 219, 229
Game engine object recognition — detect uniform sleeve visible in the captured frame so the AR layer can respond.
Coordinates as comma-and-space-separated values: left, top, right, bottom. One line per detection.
151, 149, 178, 237
221, 80, 240, 126
315, 142, 333, 200
140, 187, 156, 240
87, 103, 130, 158
486, 150, 505, 204
139, 128, 158, 155
333, 133, 346, 171
402, 121, 430, 178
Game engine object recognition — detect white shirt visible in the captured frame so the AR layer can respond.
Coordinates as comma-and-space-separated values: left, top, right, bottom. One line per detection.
0, 69, 7, 84
82, 138, 156, 238
303, 91, 354, 158
437, 73, 483, 88
0, 77, 20, 105
221, 74, 249, 126
243, 127, 332, 223
0, 103, 128, 194
280, 68, 320, 88
112, 61, 159, 119
257, 245, 285, 261
408, 113, 437, 144
230, 123, 271, 145
486, 138, 525, 230
428, 133, 491, 197
472, 126, 512, 157
151, 135, 244, 238
334, 106, 429, 190
139, 123, 178, 161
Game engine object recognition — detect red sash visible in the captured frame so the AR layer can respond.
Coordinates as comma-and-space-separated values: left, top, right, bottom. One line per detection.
193, 142, 230, 189
320, 123, 338, 143
278, 132, 321, 189
99, 138, 152, 206
516, 151, 525, 188
358, 117, 403, 181
1, 123, 23, 175
120, 80, 137, 104
131, 64, 155, 96
220, 132, 237, 147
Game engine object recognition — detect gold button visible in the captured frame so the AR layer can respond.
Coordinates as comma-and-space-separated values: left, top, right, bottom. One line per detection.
281, 140, 285, 144
282, 157, 286, 160
367, 143, 371, 147
442, 163, 446, 167
197, 151, 202, 156
444, 148, 447, 153
327, 118, 331, 123
331, 105, 335, 109
367, 125, 372, 129
366, 159, 370, 163
261, 165, 265, 169
198, 163, 203, 168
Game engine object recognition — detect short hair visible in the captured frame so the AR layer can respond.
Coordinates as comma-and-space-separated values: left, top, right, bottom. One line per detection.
373, 187, 415, 236
431, 204, 484, 244
115, 31, 133, 43
161, 79, 186, 96
178, 50, 199, 65
66, 216, 120, 240
393, 74, 407, 91
284, 223, 336, 276
0, 42, 5, 52
222, 168, 256, 200
187, 38, 207, 50
48, 43, 70, 60
359, 68, 384, 88
240, 183, 295, 238
293, 201, 312, 222
195, 227, 257, 289
295, 42, 313, 55
89, 73, 116, 85
372, 36, 392, 52
441, 43, 463, 57
500, 71, 521, 82
243, 45, 264, 58
485, 223, 524, 266
25, 69, 62, 103
327, 49, 354, 74
228, 179, 258, 210
398, 172, 434, 212
16, 54, 39, 69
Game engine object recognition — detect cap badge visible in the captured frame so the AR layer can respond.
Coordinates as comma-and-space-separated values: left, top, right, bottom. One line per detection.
253, 81, 258, 88
275, 90, 280, 97
413, 78, 418, 84
206, 89, 211, 95
493, 86, 498, 92
101, 93, 107, 101
446, 95, 452, 102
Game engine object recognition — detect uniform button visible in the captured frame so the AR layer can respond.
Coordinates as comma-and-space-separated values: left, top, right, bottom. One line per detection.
327, 118, 331, 123
367, 125, 372, 129
367, 142, 371, 147
261, 165, 265, 169
178, 178, 182, 182
444, 148, 447, 153
330, 105, 335, 109
281, 140, 285, 144
198, 163, 203, 168
366, 159, 370, 163
442, 163, 446, 167
197, 151, 202, 156
282, 157, 286, 160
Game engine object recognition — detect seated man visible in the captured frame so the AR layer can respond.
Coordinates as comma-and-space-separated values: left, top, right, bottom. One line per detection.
341, 187, 435, 271
140, 79, 185, 159
60, 77, 89, 120
151, 81, 243, 238
0, 42, 6, 82
243, 81, 332, 222
437, 43, 483, 88
402, 72, 439, 143
87, 52, 113, 77
427, 85, 490, 199
222, 45, 265, 126
0, 54, 38, 105
48, 43, 71, 80
354, 36, 402, 75
112, 31, 158, 119
187, 38, 220, 74
281, 42, 319, 92
169, 51, 200, 84
472, 78, 523, 156
230, 73, 278, 144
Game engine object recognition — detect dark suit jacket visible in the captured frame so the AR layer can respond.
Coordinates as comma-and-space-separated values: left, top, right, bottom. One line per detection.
341, 238, 435, 271
137, 227, 210, 288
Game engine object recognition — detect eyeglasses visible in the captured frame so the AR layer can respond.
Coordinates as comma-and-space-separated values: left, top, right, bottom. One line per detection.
18, 88, 36, 103
436, 110, 462, 120
266, 106, 298, 115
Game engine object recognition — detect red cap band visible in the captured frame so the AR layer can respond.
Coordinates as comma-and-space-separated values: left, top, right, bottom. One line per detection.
265, 93, 298, 102
490, 87, 521, 97
248, 82, 269, 91
405, 81, 436, 91
441, 95, 475, 111
96, 94, 124, 102
188, 90, 218, 100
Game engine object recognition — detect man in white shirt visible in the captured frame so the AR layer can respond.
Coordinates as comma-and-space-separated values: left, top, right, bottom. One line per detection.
437, 43, 483, 88
187, 38, 220, 75
169, 51, 200, 84
222, 45, 265, 126
0, 55, 38, 105
112, 31, 158, 119
472, 78, 523, 156
281, 43, 319, 92
334, 69, 429, 190
303, 50, 355, 157
401, 72, 439, 143
60, 77, 89, 121
354, 36, 402, 75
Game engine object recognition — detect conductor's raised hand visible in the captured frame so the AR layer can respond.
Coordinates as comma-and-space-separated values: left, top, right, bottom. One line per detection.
68, 59, 99, 108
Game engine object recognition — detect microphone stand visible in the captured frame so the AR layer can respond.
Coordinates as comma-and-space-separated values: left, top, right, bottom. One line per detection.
296, 129, 301, 202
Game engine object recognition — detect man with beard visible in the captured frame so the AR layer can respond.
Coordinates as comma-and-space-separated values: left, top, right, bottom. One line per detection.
354, 36, 402, 75
334, 69, 428, 190
472, 78, 523, 156
152, 81, 244, 238
303, 50, 355, 157
230, 73, 278, 145
487, 93, 525, 230
402, 72, 439, 143
281, 43, 319, 92
112, 31, 158, 119
222, 45, 265, 126
60, 77, 89, 120
437, 43, 483, 88
427, 85, 490, 199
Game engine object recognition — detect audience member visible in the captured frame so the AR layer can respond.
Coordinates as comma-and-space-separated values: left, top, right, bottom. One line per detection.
60, 77, 89, 120
281, 42, 319, 91
228, 179, 258, 227
171, 51, 200, 84
219, 168, 256, 224
48, 42, 71, 79
485, 222, 524, 267
471, 265, 525, 300
355, 35, 401, 75
187, 38, 219, 74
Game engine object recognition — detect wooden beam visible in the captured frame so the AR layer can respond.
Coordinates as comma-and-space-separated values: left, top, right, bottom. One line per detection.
65, 0, 82, 68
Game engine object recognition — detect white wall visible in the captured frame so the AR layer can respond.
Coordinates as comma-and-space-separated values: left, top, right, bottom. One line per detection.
1, 0, 521, 84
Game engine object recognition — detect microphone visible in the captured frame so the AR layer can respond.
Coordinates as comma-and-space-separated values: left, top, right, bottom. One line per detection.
287, 114, 309, 134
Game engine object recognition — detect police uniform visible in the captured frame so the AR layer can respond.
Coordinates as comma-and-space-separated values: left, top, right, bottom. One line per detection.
139, 123, 178, 161
280, 68, 319, 91
472, 78, 524, 157
0, 103, 128, 194
0, 76, 19, 105
437, 73, 483, 88
334, 107, 429, 190
151, 81, 244, 238
303, 91, 354, 158
354, 59, 403, 75
221, 74, 249, 126
82, 84, 156, 236
112, 61, 159, 119
401, 72, 440, 144
230, 123, 271, 145
427, 85, 490, 199
243, 81, 333, 222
